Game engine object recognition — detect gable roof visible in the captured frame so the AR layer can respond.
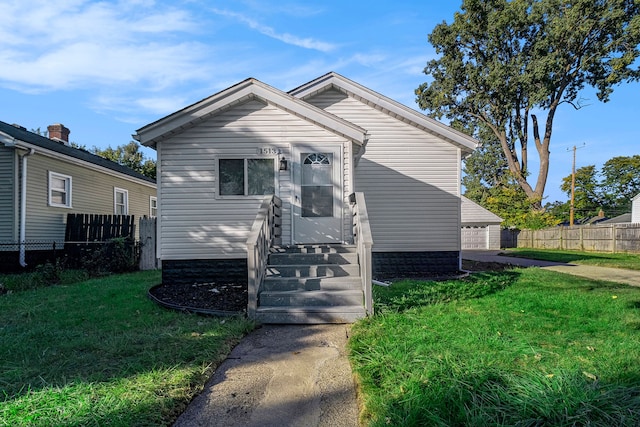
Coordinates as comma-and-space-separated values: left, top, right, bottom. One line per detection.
289, 72, 478, 155
633, 193, 640, 201
134, 78, 367, 148
0, 120, 155, 185
461, 196, 503, 224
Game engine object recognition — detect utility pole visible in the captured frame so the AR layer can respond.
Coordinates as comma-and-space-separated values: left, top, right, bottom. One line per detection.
568, 143, 586, 226
570, 145, 576, 226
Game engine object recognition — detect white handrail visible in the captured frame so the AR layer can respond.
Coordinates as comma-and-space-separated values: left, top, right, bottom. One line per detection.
352, 192, 374, 315
246, 195, 281, 319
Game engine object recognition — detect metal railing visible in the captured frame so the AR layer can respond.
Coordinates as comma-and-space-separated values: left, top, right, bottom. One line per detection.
246, 195, 282, 319
352, 192, 374, 316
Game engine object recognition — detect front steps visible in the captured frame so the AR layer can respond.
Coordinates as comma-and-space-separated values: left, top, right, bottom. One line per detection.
255, 245, 366, 324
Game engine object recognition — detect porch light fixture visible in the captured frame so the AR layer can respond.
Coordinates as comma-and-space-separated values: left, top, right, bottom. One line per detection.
279, 156, 288, 171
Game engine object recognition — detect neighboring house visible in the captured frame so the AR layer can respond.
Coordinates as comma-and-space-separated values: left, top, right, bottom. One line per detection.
633, 193, 640, 223
599, 213, 632, 224
135, 72, 477, 287
0, 121, 157, 269
460, 196, 503, 250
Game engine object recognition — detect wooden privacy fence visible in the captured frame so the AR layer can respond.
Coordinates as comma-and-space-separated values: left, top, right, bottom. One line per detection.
65, 213, 135, 242
509, 223, 640, 253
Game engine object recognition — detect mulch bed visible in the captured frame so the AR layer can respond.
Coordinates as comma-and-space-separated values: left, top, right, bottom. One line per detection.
148, 282, 247, 314
147, 260, 513, 314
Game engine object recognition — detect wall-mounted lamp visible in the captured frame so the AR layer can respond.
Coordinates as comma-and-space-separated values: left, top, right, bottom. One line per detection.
279, 156, 288, 171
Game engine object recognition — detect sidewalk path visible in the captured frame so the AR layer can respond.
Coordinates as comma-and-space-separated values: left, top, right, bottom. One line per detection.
173, 324, 359, 427
463, 250, 640, 287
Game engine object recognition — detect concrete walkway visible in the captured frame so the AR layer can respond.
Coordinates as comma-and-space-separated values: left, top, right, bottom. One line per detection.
173, 324, 359, 427
463, 250, 640, 287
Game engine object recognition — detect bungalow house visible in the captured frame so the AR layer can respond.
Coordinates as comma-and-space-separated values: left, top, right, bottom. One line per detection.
134, 72, 477, 323
461, 196, 503, 250
0, 121, 157, 270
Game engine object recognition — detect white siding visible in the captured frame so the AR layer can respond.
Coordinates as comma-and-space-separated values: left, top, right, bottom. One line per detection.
24, 153, 156, 243
0, 147, 16, 241
633, 194, 640, 223
307, 90, 462, 252
158, 99, 351, 260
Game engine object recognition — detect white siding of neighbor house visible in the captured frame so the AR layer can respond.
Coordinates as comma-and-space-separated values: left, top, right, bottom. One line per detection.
633, 194, 640, 223
23, 153, 156, 243
0, 147, 16, 242
158, 99, 351, 261
306, 89, 462, 252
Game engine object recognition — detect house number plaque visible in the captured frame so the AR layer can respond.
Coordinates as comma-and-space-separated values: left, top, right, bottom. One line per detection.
257, 147, 281, 155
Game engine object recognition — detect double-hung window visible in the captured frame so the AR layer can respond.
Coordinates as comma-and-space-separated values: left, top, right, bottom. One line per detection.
218, 158, 275, 196
150, 196, 157, 217
48, 172, 72, 208
114, 188, 129, 215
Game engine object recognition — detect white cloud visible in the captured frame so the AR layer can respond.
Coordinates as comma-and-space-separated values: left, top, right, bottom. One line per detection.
0, 0, 208, 92
211, 8, 337, 53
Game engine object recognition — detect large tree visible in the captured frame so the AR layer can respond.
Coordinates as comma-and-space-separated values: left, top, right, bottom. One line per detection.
92, 141, 156, 180
417, 0, 640, 209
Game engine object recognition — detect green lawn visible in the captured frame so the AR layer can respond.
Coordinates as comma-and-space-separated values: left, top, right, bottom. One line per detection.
504, 248, 640, 270
349, 268, 640, 426
0, 271, 254, 426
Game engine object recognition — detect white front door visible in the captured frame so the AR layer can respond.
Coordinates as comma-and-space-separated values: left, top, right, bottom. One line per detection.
292, 145, 343, 244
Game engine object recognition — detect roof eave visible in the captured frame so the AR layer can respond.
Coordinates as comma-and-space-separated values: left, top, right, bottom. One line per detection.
135, 78, 367, 147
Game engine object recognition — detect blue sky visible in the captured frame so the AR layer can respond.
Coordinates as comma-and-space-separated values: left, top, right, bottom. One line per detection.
1, 0, 638, 205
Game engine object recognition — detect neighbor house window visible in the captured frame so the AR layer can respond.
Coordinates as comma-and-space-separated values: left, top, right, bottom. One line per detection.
114, 188, 129, 215
48, 171, 72, 208
150, 196, 157, 217
218, 158, 275, 196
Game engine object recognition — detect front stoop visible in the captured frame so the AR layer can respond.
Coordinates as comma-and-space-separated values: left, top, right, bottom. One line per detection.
255, 245, 366, 324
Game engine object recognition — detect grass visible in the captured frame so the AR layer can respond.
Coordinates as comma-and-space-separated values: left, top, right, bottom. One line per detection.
0, 271, 254, 426
504, 248, 640, 270
349, 268, 640, 426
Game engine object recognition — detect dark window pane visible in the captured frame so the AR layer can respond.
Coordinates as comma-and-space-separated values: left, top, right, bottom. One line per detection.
302, 185, 333, 217
219, 159, 244, 195
248, 159, 274, 195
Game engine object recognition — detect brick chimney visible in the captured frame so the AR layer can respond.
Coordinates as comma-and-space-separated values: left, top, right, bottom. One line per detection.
48, 123, 70, 144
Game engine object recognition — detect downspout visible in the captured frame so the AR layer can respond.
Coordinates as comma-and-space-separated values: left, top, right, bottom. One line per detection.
19, 148, 35, 267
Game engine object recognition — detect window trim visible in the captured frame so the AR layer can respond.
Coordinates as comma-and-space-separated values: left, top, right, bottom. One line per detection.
48, 171, 73, 208
114, 187, 129, 215
216, 157, 277, 199
149, 196, 157, 217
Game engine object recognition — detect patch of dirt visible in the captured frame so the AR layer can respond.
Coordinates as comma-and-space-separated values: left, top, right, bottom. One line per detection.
462, 259, 516, 272
149, 282, 247, 313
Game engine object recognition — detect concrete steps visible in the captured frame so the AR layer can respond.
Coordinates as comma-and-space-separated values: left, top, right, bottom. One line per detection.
256, 245, 366, 324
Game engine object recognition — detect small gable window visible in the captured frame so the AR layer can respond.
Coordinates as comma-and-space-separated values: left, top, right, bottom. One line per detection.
218, 158, 275, 196
48, 172, 72, 208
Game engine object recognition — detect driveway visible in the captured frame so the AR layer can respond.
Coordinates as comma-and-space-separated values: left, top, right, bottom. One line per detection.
463, 250, 640, 287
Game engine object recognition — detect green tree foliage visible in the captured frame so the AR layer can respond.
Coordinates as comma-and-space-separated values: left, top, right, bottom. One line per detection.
92, 141, 156, 180
417, 0, 640, 210
463, 135, 556, 229
559, 165, 601, 221
600, 155, 640, 212
549, 155, 640, 222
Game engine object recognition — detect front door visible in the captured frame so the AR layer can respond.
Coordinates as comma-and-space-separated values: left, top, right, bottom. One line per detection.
292, 145, 342, 244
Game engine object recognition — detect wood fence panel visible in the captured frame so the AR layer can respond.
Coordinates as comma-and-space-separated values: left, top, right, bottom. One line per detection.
505, 223, 640, 254
139, 217, 158, 270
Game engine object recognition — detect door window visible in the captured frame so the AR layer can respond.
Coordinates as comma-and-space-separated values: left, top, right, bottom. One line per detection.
301, 153, 333, 217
